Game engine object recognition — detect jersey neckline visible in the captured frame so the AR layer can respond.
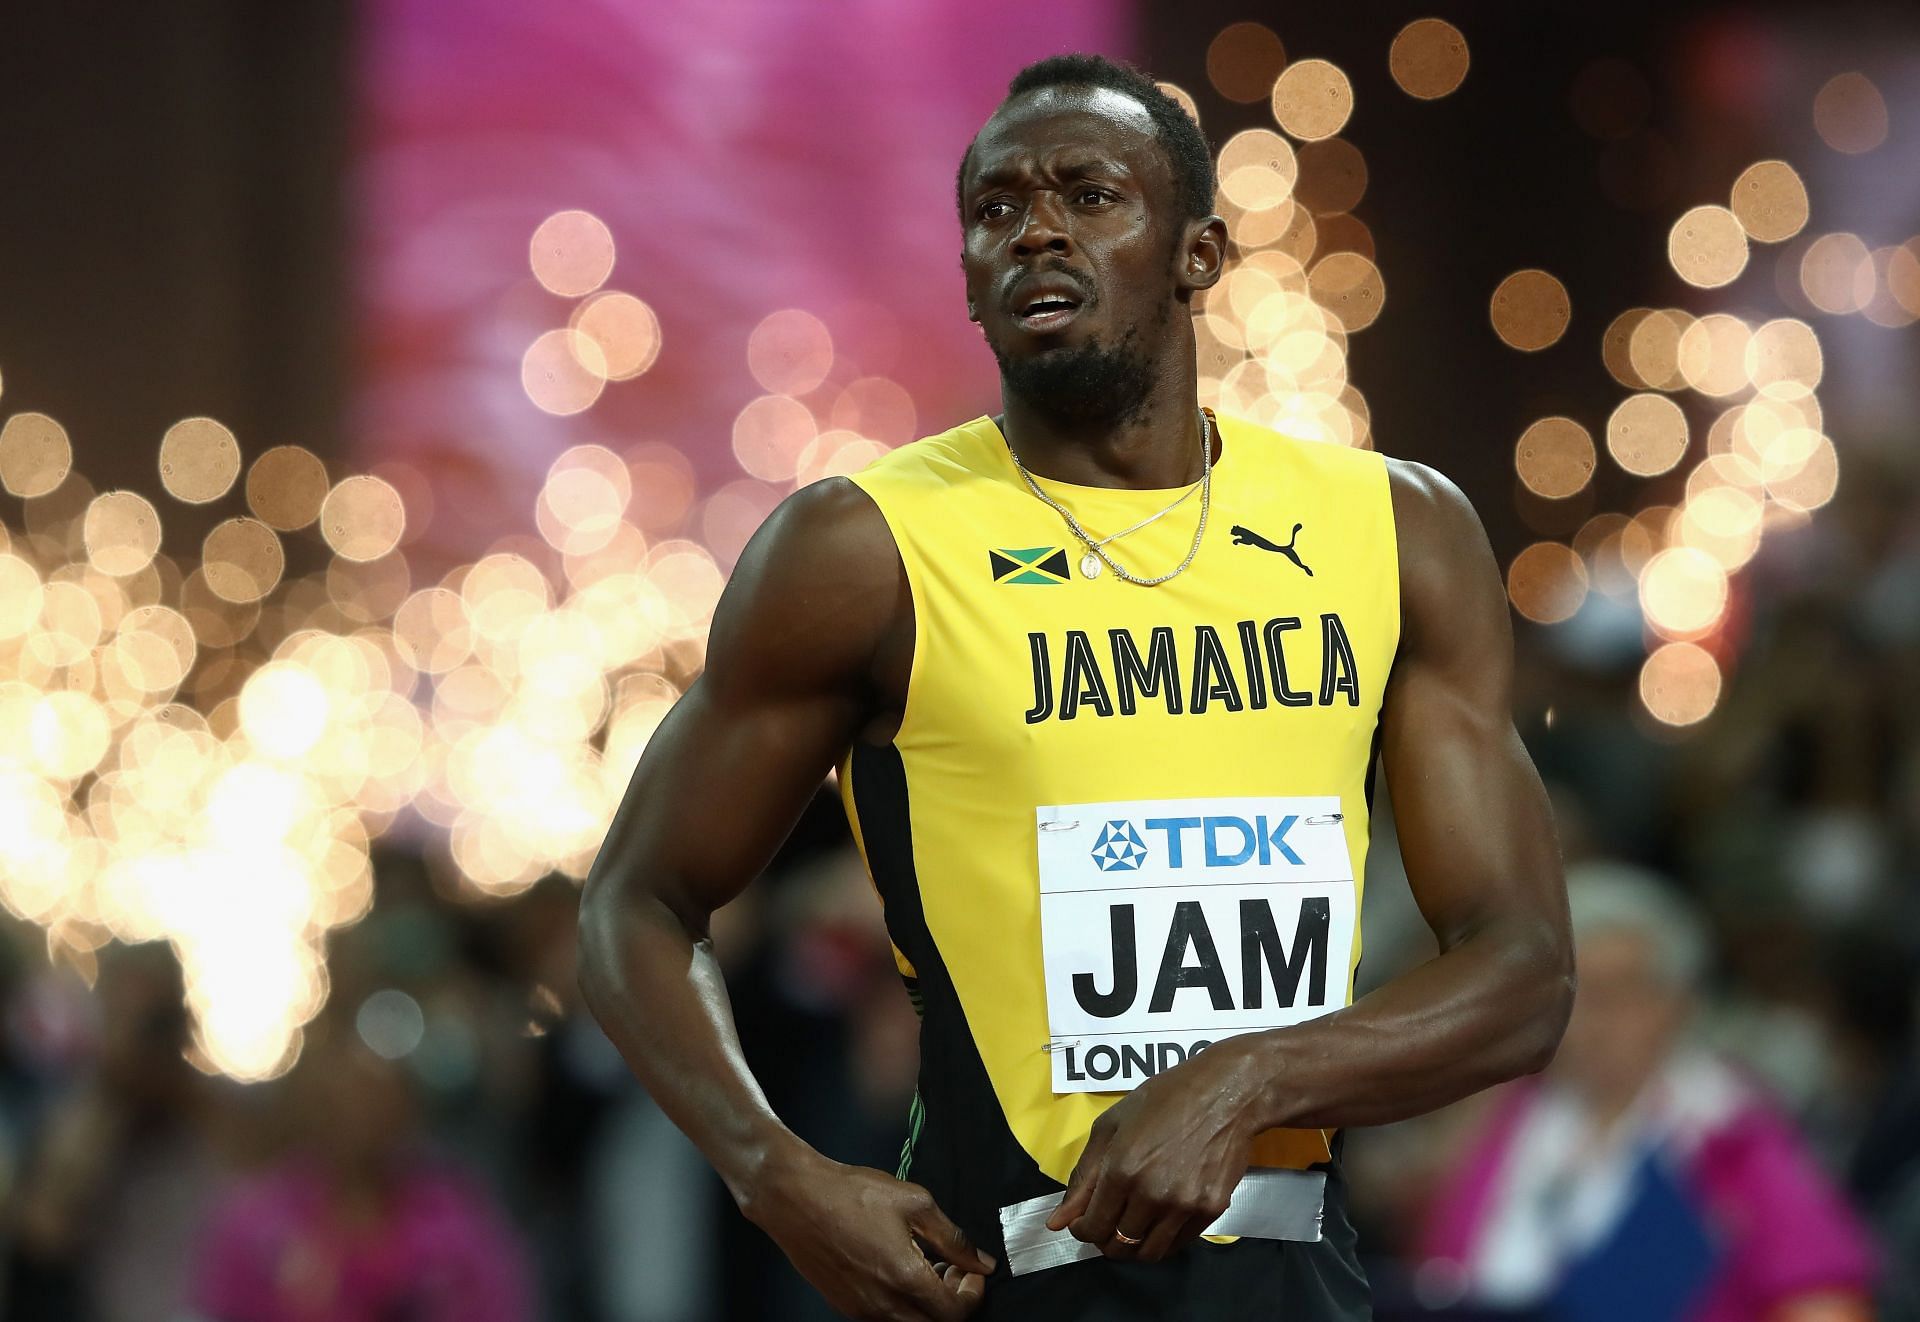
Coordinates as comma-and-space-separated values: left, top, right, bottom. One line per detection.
972, 409, 1233, 504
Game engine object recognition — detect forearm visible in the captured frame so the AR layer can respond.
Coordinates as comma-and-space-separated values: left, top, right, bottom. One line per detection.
1225, 915, 1573, 1132
576, 881, 814, 1205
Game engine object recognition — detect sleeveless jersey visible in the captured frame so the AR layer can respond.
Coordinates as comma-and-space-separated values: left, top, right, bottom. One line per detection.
835, 411, 1397, 1308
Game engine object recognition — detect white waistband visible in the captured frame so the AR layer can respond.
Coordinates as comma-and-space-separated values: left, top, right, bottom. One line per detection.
997, 1166, 1327, 1276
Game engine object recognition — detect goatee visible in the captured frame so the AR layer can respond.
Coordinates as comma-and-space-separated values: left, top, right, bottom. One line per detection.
992, 301, 1169, 428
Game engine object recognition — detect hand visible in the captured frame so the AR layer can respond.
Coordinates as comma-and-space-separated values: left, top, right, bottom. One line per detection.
1045, 1042, 1262, 1263
741, 1146, 995, 1321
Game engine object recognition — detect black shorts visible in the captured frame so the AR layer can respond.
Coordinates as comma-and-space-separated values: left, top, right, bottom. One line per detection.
974, 1224, 1371, 1320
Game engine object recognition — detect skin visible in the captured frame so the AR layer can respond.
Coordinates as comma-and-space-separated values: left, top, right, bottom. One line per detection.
578, 83, 1575, 1319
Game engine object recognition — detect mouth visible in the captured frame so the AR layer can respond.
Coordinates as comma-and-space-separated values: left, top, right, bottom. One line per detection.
1008, 277, 1089, 335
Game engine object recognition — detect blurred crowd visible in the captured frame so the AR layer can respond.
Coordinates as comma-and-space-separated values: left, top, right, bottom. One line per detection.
0, 441, 1915, 1322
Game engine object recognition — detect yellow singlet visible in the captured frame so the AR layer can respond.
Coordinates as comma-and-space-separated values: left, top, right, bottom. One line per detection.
835, 410, 1399, 1238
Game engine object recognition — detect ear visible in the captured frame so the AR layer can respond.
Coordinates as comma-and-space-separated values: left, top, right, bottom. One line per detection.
1177, 215, 1229, 294
968, 301, 979, 323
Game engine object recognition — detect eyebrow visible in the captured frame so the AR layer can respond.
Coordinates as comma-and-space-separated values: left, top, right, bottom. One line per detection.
966, 156, 1133, 199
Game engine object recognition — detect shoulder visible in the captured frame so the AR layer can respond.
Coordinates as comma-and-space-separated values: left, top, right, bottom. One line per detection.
704, 475, 903, 699
1378, 458, 1507, 665
714, 473, 899, 626
1385, 457, 1486, 551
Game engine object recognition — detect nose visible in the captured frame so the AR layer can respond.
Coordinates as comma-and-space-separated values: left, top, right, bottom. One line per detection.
1011, 191, 1073, 259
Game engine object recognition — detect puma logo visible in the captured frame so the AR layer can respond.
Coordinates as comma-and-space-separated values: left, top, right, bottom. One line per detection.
1230, 523, 1313, 576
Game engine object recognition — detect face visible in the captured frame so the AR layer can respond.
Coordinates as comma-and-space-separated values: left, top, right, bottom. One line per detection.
1551, 928, 1690, 1107
959, 87, 1221, 422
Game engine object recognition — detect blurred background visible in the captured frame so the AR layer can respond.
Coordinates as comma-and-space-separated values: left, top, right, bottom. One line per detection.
0, 1, 1916, 1318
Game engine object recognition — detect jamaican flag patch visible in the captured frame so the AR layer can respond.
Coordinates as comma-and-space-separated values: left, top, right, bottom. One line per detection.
990, 546, 1072, 585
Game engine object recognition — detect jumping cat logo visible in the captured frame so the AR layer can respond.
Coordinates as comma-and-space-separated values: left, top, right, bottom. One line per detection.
990, 546, 1072, 585
1230, 523, 1312, 576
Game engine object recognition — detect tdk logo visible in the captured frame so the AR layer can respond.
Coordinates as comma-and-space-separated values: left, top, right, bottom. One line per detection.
1090, 821, 1147, 871
1090, 815, 1303, 872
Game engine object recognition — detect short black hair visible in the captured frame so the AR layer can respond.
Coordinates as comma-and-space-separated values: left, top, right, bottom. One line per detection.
956, 53, 1217, 226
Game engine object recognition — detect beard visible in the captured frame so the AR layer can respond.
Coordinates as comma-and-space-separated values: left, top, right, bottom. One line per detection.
991, 297, 1171, 428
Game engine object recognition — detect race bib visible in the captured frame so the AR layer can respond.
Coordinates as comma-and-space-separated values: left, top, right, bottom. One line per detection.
1035, 796, 1356, 1094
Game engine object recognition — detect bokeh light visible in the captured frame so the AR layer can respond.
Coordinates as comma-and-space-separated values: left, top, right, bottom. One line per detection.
529, 209, 616, 297
1638, 642, 1722, 726
572, 292, 663, 382
158, 417, 241, 504
320, 476, 407, 562
1293, 138, 1367, 214
247, 446, 331, 531
1515, 417, 1596, 499
1607, 394, 1690, 477
83, 491, 162, 577
1676, 313, 1752, 397
1812, 72, 1888, 154
1861, 246, 1920, 329
202, 518, 285, 604
1271, 59, 1353, 141
1669, 205, 1749, 288
1639, 546, 1728, 638
1206, 22, 1287, 104
1729, 160, 1808, 243
1745, 318, 1824, 397
1799, 233, 1873, 314
747, 309, 834, 397
1308, 252, 1386, 332
522, 328, 608, 415
1507, 542, 1588, 624
1627, 308, 1691, 391
1888, 240, 1920, 319
731, 394, 818, 483
1389, 19, 1469, 100
0, 412, 74, 498
1217, 129, 1299, 211
1490, 269, 1571, 351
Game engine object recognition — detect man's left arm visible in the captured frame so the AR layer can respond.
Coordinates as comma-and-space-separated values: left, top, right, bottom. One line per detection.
1052, 459, 1575, 1259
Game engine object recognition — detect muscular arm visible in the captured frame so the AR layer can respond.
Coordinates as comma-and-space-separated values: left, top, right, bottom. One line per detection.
577, 478, 993, 1319
1229, 457, 1575, 1129
1054, 459, 1574, 1258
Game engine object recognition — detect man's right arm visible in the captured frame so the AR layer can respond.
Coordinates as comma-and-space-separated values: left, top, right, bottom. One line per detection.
576, 477, 994, 1321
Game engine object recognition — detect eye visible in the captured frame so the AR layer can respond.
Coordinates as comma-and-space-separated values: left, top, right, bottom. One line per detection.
977, 199, 1015, 222
1076, 187, 1114, 206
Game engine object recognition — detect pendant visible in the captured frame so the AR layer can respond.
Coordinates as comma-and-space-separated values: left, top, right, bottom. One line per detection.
1080, 551, 1102, 579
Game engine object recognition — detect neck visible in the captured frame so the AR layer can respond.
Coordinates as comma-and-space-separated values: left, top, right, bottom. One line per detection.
997, 345, 1213, 490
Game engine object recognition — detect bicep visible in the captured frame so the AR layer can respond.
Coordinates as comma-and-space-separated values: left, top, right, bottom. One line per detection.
1380, 462, 1565, 951
584, 480, 895, 929
600, 667, 864, 926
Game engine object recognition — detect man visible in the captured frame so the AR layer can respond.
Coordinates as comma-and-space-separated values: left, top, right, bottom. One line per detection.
579, 53, 1574, 1321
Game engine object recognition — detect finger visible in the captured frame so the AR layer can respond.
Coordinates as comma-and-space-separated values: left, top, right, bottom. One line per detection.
950, 1269, 987, 1313
905, 1192, 996, 1277
1046, 1127, 1112, 1232
1068, 1165, 1130, 1246
1139, 1207, 1213, 1263
886, 1261, 966, 1322
893, 1261, 980, 1322
1097, 1189, 1161, 1260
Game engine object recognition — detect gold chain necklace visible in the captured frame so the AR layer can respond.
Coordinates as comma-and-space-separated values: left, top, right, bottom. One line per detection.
1004, 409, 1213, 585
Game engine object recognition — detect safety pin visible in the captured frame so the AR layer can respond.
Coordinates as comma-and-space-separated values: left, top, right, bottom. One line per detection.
1041, 1040, 1081, 1053
1038, 819, 1080, 832
1303, 813, 1344, 825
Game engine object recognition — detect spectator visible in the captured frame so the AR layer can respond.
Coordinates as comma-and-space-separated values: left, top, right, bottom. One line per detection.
4, 943, 224, 1322
1414, 863, 1877, 1322
189, 1008, 532, 1322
